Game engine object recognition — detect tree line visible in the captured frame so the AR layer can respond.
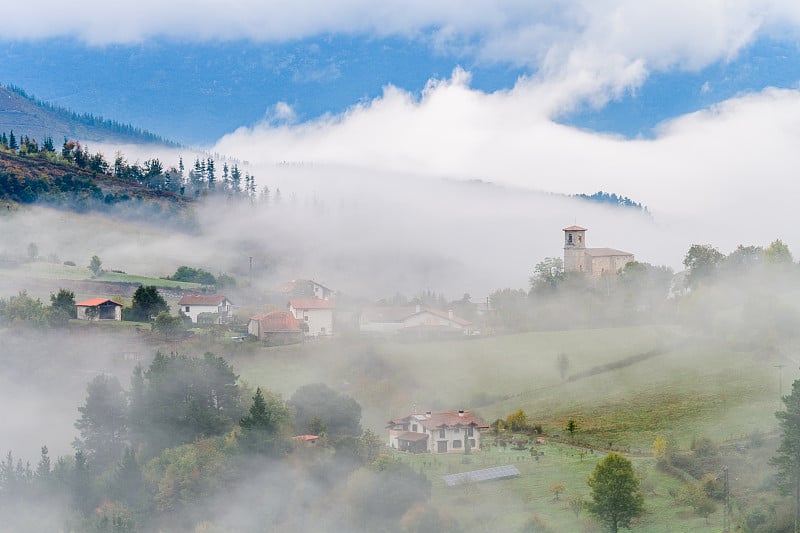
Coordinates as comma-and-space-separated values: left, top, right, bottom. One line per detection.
0, 351, 434, 532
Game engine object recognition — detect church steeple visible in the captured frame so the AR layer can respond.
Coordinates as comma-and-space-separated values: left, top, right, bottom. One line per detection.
563, 226, 587, 249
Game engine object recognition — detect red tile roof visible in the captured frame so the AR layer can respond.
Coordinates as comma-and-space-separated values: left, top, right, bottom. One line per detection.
420, 308, 472, 326
563, 225, 587, 231
584, 247, 633, 257
178, 294, 231, 306
389, 411, 488, 430
75, 298, 122, 307
288, 298, 335, 310
251, 311, 302, 332
292, 435, 319, 441
396, 431, 430, 442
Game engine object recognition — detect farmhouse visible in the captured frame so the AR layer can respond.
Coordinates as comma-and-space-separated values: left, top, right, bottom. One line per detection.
387, 410, 488, 454
75, 298, 122, 321
178, 294, 233, 324
288, 298, 335, 337
282, 279, 335, 300
247, 311, 303, 345
360, 305, 472, 337
563, 226, 634, 276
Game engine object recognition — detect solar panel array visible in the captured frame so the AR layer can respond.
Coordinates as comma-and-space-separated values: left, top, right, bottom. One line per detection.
442, 465, 521, 487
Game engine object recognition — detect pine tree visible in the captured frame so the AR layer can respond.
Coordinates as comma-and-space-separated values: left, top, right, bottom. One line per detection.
8, 130, 17, 150
231, 164, 242, 194
772, 378, 800, 528
206, 158, 216, 191
0, 132, 7, 148
239, 387, 290, 456
43, 136, 54, 152
36, 446, 51, 478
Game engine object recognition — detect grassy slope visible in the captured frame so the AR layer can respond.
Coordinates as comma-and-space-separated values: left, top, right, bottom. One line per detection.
232, 325, 785, 532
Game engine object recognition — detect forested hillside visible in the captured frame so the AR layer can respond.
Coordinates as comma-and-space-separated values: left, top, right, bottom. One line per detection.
0, 143, 194, 228
0, 84, 176, 146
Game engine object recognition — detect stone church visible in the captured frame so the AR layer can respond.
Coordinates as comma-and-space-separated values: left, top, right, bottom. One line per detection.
563, 226, 634, 276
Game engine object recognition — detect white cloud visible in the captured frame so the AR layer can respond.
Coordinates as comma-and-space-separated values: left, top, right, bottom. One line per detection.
4, 2, 800, 97
207, 70, 800, 266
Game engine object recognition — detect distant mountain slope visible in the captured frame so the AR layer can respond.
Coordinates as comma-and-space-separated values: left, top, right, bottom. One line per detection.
0, 84, 178, 146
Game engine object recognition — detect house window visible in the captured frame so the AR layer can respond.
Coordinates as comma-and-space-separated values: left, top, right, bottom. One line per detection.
304, 316, 309, 321
412, 424, 417, 432
439, 429, 445, 438
185, 306, 190, 312
321, 327, 326, 335
568, 233, 573, 243
467, 427, 474, 437
469, 439, 476, 448
453, 440, 462, 448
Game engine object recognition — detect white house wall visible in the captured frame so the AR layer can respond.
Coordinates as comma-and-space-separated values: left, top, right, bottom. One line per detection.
291, 306, 333, 336
182, 304, 219, 323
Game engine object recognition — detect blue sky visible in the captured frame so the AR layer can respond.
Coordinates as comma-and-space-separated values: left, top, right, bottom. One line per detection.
2, 2, 799, 146
2, 35, 799, 144
0, 37, 528, 144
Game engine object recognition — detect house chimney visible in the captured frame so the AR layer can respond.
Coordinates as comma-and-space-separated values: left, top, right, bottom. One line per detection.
458, 410, 464, 417
425, 411, 431, 418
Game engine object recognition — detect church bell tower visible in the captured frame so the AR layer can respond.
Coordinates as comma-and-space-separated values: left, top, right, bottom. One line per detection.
563, 226, 587, 272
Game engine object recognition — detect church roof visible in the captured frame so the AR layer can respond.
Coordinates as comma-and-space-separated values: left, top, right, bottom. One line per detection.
584, 247, 633, 257
563, 225, 587, 231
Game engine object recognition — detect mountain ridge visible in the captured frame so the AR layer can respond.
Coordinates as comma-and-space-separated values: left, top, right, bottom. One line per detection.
0, 84, 178, 147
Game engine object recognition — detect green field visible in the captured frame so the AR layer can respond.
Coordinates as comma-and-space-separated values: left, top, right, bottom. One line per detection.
0, 261, 203, 289
230, 325, 790, 531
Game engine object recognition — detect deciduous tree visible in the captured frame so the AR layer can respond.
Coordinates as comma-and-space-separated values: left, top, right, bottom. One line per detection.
529, 257, 564, 295
683, 244, 724, 288
289, 383, 362, 437
586, 453, 644, 532
89, 255, 103, 277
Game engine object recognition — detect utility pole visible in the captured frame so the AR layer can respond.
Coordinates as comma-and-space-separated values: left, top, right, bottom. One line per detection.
248, 256, 253, 287
722, 465, 730, 532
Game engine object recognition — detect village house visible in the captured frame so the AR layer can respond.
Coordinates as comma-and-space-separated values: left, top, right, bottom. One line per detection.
282, 279, 335, 300
178, 294, 234, 324
75, 298, 123, 321
563, 226, 634, 276
387, 410, 489, 454
247, 311, 303, 345
288, 298, 335, 337
360, 305, 472, 337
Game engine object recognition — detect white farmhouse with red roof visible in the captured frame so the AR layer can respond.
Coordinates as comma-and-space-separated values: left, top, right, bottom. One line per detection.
387, 410, 489, 454
288, 298, 335, 337
75, 298, 123, 321
178, 294, 233, 324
